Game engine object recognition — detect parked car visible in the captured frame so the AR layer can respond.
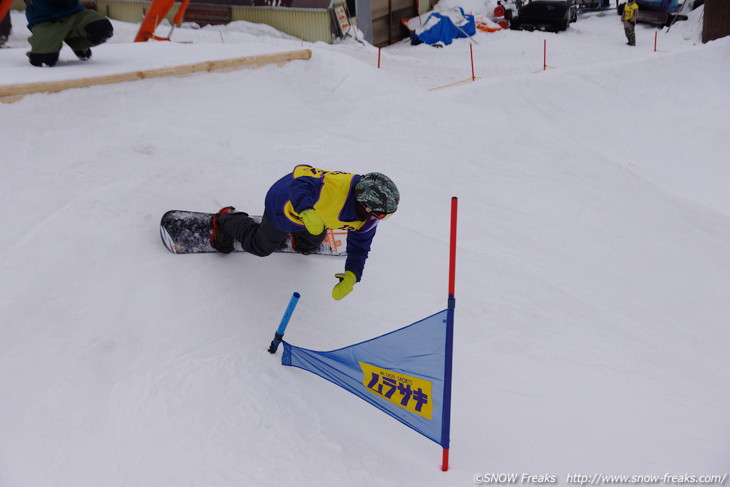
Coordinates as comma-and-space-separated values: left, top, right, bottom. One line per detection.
618, 0, 689, 27
510, 0, 578, 32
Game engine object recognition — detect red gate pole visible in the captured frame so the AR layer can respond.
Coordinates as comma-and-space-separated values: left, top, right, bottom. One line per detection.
441, 196, 458, 471
470, 44, 475, 81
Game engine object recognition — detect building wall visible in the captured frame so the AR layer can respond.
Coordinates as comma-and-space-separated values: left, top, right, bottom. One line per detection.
95, 0, 335, 43
702, 0, 730, 43
97, 0, 159, 22
231, 6, 332, 42
370, 0, 415, 46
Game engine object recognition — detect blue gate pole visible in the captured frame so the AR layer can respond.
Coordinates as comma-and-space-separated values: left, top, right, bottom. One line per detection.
268, 292, 301, 354
441, 197, 458, 471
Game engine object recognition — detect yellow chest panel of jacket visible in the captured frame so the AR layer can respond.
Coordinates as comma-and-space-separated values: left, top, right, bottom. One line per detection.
623, 3, 638, 21
284, 166, 367, 231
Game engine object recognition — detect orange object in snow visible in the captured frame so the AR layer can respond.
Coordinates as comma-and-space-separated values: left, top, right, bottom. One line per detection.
475, 18, 504, 32
0, 0, 13, 24
134, 0, 191, 42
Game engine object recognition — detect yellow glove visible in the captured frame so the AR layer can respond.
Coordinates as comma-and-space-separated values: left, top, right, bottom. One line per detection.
300, 208, 325, 235
332, 271, 357, 301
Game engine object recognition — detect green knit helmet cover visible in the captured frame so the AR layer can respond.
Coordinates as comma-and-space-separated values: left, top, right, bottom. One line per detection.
354, 173, 399, 214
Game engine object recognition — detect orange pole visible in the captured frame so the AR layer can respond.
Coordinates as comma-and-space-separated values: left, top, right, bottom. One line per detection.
134, 0, 176, 42
172, 0, 191, 26
0, 0, 13, 24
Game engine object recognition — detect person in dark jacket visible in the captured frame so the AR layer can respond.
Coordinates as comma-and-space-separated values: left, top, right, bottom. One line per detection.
24, 0, 113, 66
210, 165, 400, 301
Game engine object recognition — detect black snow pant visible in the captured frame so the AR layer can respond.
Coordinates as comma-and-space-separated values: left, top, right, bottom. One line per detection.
26, 9, 113, 66
217, 212, 326, 256
1, 12, 11, 42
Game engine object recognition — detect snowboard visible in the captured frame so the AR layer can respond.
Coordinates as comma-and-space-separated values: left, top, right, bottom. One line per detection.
160, 210, 348, 256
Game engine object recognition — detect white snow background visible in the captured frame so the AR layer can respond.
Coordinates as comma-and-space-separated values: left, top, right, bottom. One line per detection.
1, 3, 729, 486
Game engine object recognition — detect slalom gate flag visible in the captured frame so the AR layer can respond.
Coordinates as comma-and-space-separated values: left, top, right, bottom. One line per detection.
281, 309, 451, 447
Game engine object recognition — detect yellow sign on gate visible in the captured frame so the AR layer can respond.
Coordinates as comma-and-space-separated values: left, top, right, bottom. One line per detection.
359, 362, 433, 420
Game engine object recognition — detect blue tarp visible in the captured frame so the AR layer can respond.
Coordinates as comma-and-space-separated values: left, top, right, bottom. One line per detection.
411, 7, 476, 46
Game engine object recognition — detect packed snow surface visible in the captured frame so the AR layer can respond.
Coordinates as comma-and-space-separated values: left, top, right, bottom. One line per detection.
1, 3, 729, 486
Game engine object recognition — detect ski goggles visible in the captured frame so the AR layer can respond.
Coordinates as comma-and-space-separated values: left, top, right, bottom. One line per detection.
357, 201, 395, 220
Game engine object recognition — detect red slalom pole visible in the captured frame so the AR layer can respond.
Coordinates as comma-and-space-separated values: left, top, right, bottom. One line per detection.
470, 44, 475, 81
448, 196, 458, 296
654, 31, 657, 52
441, 196, 458, 472
534, 38, 555, 72
378, 47, 381, 68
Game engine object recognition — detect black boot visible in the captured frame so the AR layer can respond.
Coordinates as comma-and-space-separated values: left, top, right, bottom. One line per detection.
210, 207, 237, 254
74, 48, 92, 60
291, 228, 327, 255
84, 18, 114, 45
28, 51, 59, 67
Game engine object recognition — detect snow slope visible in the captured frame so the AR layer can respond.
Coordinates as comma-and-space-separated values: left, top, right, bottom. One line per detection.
1, 5, 729, 486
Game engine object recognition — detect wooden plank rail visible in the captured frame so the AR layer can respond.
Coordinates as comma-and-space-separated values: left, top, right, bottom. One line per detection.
0, 49, 312, 103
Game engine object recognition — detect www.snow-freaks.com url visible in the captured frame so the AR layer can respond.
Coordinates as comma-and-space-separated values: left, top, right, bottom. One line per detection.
564, 473, 729, 485
472, 473, 729, 485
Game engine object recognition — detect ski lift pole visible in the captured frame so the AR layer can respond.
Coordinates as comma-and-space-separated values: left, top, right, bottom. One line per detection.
268, 292, 301, 354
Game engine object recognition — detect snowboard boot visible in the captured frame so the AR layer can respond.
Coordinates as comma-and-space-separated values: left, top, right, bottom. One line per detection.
291, 229, 327, 255
74, 48, 92, 61
210, 206, 236, 254
28, 51, 60, 67
291, 237, 315, 255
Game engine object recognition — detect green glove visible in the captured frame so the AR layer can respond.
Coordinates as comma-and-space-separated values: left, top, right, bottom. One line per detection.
332, 271, 357, 301
300, 208, 325, 235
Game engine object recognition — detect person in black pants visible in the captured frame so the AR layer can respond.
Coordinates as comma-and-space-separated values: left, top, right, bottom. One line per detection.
210, 165, 400, 301
23, 0, 113, 66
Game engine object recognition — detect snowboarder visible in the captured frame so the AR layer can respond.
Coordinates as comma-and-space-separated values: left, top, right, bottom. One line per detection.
622, 0, 638, 46
210, 165, 400, 301
23, 0, 113, 66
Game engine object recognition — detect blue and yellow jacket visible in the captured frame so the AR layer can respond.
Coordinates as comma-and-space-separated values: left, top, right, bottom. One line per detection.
24, 0, 85, 29
265, 165, 380, 281
622, 1, 638, 24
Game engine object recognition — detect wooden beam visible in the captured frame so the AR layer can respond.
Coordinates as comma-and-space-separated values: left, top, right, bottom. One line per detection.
0, 49, 312, 102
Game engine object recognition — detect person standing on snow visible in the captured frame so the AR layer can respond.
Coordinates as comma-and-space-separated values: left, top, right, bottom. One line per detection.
23, 0, 113, 66
622, 0, 639, 46
210, 165, 400, 301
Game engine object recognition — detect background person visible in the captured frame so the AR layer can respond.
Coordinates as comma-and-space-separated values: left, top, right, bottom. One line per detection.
24, 0, 113, 66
